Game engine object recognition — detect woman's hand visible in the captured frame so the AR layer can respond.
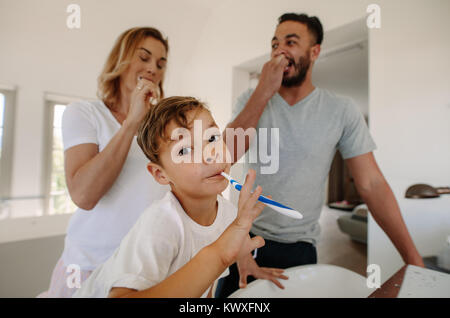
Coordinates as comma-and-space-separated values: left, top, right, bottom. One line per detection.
126, 77, 160, 129
65, 77, 160, 210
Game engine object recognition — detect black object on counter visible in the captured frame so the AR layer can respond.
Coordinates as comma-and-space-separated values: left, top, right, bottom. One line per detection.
405, 184, 450, 199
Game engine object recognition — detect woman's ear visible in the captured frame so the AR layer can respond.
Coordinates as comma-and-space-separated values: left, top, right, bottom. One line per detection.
147, 162, 170, 185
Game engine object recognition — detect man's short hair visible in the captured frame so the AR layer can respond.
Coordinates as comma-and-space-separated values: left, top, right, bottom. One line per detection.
137, 96, 209, 165
278, 13, 324, 45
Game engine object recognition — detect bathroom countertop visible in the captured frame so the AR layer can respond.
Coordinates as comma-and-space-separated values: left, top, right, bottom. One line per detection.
369, 264, 450, 298
368, 265, 407, 298
368, 195, 450, 292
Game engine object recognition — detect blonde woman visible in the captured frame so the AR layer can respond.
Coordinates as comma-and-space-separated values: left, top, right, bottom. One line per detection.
41, 27, 170, 297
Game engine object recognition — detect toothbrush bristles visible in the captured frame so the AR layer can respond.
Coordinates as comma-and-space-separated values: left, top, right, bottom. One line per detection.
220, 172, 232, 181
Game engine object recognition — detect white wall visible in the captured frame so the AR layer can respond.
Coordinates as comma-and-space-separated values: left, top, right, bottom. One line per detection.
313, 42, 368, 117
0, 234, 64, 297
367, 0, 450, 281
368, 0, 450, 195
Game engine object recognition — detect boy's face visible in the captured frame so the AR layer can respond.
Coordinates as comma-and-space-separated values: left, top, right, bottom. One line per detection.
148, 108, 231, 199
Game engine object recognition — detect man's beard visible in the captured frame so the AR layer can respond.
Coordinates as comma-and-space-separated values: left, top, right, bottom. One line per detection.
282, 53, 311, 87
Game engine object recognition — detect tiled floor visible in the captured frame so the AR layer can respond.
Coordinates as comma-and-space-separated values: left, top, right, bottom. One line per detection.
317, 205, 367, 277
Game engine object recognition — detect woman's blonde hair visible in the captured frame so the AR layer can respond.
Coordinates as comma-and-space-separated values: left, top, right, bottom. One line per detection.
97, 27, 169, 110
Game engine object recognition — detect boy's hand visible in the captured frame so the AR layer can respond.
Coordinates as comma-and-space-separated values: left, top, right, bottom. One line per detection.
213, 169, 266, 267
237, 253, 288, 289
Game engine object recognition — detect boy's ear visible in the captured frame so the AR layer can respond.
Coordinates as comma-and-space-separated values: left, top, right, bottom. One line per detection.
147, 162, 170, 185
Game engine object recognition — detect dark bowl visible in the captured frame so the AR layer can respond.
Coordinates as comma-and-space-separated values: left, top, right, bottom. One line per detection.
405, 184, 440, 199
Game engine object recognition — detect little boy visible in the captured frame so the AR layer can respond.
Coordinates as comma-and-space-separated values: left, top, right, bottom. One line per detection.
73, 96, 285, 298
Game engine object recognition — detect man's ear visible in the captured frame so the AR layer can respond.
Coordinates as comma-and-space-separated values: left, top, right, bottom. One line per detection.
147, 162, 170, 185
310, 44, 321, 62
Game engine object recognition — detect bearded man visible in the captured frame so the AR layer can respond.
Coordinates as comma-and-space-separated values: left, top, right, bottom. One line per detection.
216, 13, 424, 298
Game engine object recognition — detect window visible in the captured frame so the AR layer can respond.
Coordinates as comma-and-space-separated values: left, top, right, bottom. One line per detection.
43, 99, 77, 216
0, 93, 81, 244
0, 88, 16, 200
0, 93, 4, 159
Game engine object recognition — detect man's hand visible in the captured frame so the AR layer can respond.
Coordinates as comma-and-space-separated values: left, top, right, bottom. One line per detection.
223, 56, 288, 164
237, 253, 288, 289
346, 152, 425, 268
255, 54, 289, 101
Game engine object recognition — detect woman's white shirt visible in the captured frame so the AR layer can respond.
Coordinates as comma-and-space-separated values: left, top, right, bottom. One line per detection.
61, 100, 169, 271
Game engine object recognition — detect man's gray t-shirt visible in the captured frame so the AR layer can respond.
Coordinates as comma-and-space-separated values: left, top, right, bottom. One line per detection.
231, 87, 376, 245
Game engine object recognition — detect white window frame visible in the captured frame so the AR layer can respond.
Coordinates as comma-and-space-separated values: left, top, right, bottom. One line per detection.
0, 93, 91, 244
42, 93, 83, 216
0, 86, 16, 200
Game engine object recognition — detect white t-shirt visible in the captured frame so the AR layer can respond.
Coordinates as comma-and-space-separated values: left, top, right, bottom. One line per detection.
61, 100, 169, 271
73, 191, 237, 298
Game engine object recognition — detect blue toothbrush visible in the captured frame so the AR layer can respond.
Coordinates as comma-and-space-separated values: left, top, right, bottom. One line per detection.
221, 172, 303, 220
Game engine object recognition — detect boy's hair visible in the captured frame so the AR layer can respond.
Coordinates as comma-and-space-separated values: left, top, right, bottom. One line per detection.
278, 13, 324, 46
137, 96, 209, 165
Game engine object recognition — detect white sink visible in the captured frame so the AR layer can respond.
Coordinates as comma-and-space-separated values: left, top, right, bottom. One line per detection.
228, 264, 374, 298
